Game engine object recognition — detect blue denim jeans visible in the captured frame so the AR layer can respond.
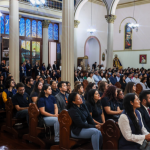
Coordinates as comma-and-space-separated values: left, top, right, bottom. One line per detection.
71, 128, 103, 150
15, 109, 29, 124
43, 117, 59, 142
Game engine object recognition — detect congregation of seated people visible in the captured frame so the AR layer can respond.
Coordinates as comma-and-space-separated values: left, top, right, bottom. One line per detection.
1, 61, 150, 150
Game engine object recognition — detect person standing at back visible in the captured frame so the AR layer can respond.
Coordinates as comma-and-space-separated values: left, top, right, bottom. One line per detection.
26, 60, 32, 76
53, 61, 57, 71
92, 62, 97, 70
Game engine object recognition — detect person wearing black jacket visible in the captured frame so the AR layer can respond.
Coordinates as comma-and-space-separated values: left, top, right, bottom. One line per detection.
138, 90, 150, 132
119, 75, 127, 92
26, 60, 32, 76
67, 93, 103, 150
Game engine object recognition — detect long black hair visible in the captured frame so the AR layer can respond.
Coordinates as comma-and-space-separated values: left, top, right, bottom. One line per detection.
30, 81, 42, 96
38, 84, 50, 100
123, 93, 142, 134
66, 92, 78, 110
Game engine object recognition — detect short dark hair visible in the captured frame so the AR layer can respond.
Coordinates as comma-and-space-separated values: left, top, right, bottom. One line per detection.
50, 80, 56, 86
36, 75, 40, 79
76, 84, 83, 93
66, 81, 71, 86
5, 79, 14, 89
16, 82, 25, 90
58, 81, 66, 89
139, 90, 150, 102
26, 77, 33, 84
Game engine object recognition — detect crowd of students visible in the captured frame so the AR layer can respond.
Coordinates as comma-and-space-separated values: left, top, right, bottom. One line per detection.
1, 62, 150, 150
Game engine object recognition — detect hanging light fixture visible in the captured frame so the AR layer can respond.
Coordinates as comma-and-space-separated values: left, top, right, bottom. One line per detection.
128, 0, 139, 29
87, 0, 96, 34
30, 0, 45, 6
0, 12, 2, 17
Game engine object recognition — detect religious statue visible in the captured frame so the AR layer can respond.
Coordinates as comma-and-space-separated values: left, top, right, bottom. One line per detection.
113, 55, 123, 70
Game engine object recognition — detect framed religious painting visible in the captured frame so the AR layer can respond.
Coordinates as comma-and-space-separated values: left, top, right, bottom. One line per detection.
139, 54, 147, 64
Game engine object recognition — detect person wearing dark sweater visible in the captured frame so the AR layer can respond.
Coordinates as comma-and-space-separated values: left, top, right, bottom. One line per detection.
67, 93, 103, 150
119, 75, 127, 92
109, 72, 117, 85
50, 80, 59, 96
25, 77, 34, 96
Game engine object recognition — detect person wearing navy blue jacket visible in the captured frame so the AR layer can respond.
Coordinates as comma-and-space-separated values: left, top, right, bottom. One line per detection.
67, 93, 103, 150
118, 93, 150, 150
109, 72, 117, 85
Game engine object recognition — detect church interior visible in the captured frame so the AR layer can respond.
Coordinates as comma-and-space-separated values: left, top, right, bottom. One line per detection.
1, 0, 150, 150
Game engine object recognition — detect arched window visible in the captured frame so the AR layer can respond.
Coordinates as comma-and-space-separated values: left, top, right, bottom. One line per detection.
26, 19, 31, 37
54, 24, 58, 40
48, 23, 53, 40
5, 15, 9, 34
32, 20, 37, 37
20, 18, 25, 36
125, 23, 132, 49
37, 21, 42, 38
0, 16, 4, 34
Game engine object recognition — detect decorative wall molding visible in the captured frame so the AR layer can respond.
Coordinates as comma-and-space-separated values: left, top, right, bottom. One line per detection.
105, 15, 116, 23
113, 49, 150, 52
74, 20, 80, 28
88, 0, 104, 6
42, 20, 51, 28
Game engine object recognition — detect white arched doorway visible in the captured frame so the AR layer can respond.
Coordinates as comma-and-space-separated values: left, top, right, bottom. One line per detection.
84, 36, 101, 69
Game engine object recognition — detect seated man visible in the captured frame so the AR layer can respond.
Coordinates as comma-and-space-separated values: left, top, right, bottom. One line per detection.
34, 75, 40, 85
12, 83, 32, 124
50, 80, 59, 96
116, 72, 120, 82
93, 70, 102, 86
55, 81, 69, 114
25, 77, 34, 96
125, 73, 133, 83
138, 90, 150, 132
132, 74, 140, 84
109, 72, 117, 85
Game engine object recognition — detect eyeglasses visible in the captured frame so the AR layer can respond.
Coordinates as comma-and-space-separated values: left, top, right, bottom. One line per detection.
119, 93, 124, 96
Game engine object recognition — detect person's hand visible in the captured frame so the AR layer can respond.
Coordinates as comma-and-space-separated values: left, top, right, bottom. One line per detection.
145, 134, 150, 141
118, 110, 123, 114
99, 123, 104, 126
95, 124, 101, 130
53, 114, 59, 117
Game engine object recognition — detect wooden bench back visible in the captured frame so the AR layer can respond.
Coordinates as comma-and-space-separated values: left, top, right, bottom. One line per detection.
136, 83, 143, 95
28, 103, 40, 136
83, 80, 88, 91
115, 82, 121, 88
58, 77, 61, 82
47, 77, 51, 84
58, 109, 72, 149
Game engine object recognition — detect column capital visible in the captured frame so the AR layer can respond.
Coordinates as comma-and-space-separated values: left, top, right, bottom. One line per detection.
105, 15, 116, 23
74, 20, 80, 28
42, 20, 51, 28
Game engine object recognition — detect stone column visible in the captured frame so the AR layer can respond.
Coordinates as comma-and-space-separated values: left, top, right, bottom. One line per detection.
62, 0, 74, 90
42, 20, 50, 68
74, 20, 80, 69
9, 0, 19, 83
105, 15, 116, 69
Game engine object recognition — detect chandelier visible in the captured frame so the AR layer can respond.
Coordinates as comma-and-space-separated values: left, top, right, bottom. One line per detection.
128, 0, 139, 29
30, 0, 45, 6
87, 0, 96, 34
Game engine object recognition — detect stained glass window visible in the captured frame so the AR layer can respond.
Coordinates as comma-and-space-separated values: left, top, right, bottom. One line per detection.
32, 41, 40, 66
48, 23, 53, 40
37, 21, 42, 38
21, 40, 30, 63
0, 16, 4, 34
125, 23, 132, 49
20, 18, 25, 36
5, 15, 9, 34
54, 24, 58, 40
32, 20, 36, 38
26, 19, 31, 37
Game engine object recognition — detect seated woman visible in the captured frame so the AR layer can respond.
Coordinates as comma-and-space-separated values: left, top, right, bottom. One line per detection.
38, 84, 59, 143
84, 72, 88, 80
101, 86, 123, 122
30, 81, 43, 103
45, 70, 51, 78
2, 79, 17, 103
119, 75, 127, 92
140, 77, 150, 90
124, 82, 136, 96
86, 89, 105, 125
102, 73, 110, 84
42, 63, 46, 72
67, 93, 103, 150
84, 83, 96, 101
117, 88, 124, 110
74, 72, 79, 82
118, 93, 150, 150
79, 72, 84, 82
52, 71, 57, 81
87, 72, 95, 83
98, 81, 108, 97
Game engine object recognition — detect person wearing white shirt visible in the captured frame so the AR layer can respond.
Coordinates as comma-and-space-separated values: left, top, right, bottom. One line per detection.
101, 64, 105, 71
132, 74, 140, 84
77, 64, 82, 71
116, 72, 120, 82
125, 73, 133, 83
87, 72, 95, 83
140, 77, 150, 90
92, 70, 102, 85
118, 93, 150, 150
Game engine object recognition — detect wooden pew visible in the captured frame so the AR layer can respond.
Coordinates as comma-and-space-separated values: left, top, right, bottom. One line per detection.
1, 98, 26, 138
58, 77, 61, 82
22, 103, 46, 149
136, 83, 143, 95
51, 110, 121, 150
83, 80, 88, 92
115, 82, 121, 88
47, 77, 51, 84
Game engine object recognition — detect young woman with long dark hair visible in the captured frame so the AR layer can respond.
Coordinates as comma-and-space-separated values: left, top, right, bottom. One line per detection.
101, 86, 123, 122
86, 89, 105, 125
38, 84, 59, 143
30, 81, 43, 103
118, 93, 150, 150
119, 75, 127, 92
67, 93, 103, 150
84, 83, 96, 100
124, 82, 136, 96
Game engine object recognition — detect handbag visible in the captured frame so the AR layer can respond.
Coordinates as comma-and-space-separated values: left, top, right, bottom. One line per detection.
140, 140, 150, 150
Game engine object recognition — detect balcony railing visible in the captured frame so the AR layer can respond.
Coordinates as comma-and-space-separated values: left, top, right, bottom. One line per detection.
19, 0, 62, 10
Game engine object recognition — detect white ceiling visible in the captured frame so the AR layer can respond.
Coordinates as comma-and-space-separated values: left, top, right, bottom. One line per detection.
118, 0, 138, 4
